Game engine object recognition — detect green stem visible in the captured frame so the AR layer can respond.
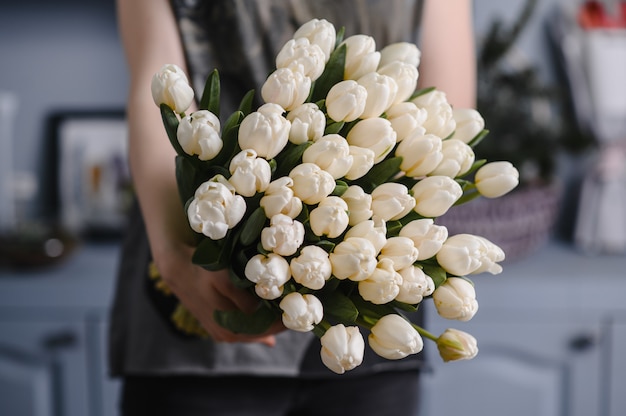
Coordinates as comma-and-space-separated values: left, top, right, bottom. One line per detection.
412, 324, 439, 342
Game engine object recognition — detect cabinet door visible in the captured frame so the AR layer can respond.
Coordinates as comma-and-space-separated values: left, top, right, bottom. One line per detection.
0, 320, 90, 416
420, 309, 603, 416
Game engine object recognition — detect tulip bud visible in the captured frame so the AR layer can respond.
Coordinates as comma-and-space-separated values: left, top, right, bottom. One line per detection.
396, 265, 435, 304
289, 163, 336, 205
151, 64, 195, 114
302, 134, 353, 179
411, 90, 456, 139
357, 72, 398, 118
238, 103, 291, 160
279, 292, 324, 332
187, 175, 246, 240
475, 161, 520, 198
432, 277, 478, 321
378, 236, 419, 271
290, 245, 332, 290
368, 314, 423, 360
371, 182, 416, 221
276, 37, 326, 81
309, 196, 350, 238
436, 328, 479, 362
377, 61, 419, 104
344, 218, 387, 254
436, 233, 505, 276
345, 146, 376, 180
329, 237, 378, 281
411, 176, 463, 218
379, 42, 421, 68
326, 80, 367, 122
260, 177, 303, 219
286, 103, 326, 144
261, 214, 305, 256
341, 34, 381, 80
261, 67, 311, 111
244, 253, 291, 300
341, 185, 373, 226
293, 18, 336, 62
399, 219, 448, 260
358, 258, 402, 304
177, 110, 222, 161
320, 324, 365, 374
346, 118, 397, 163
396, 133, 443, 178
430, 139, 475, 178
228, 149, 271, 197
386, 102, 427, 142
452, 108, 485, 144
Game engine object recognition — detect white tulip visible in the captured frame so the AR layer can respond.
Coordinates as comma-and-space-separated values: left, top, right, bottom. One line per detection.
386, 102, 427, 142
260, 177, 303, 219
150, 63, 195, 114
430, 139, 475, 178
436, 233, 505, 276
276, 37, 326, 81
177, 110, 222, 161
377, 61, 419, 104
326, 80, 367, 122
228, 149, 271, 197
279, 292, 324, 332
357, 72, 398, 118
244, 253, 291, 300
341, 34, 381, 80
399, 219, 448, 260
329, 237, 378, 281
379, 42, 421, 68
238, 103, 290, 160
288, 163, 336, 205
378, 236, 419, 271
371, 182, 416, 221
286, 103, 326, 144
432, 277, 479, 321
320, 324, 365, 374
411, 89, 456, 139
344, 218, 387, 254
309, 196, 350, 238
358, 258, 402, 304
452, 108, 485, 144
475, 161, 520, 198
368, 314, 423, 360
396, 132, 443, 178
436, 328, 479, 362
341, 185, 373, 226
346, 118, 397, 163
345, 146, 376, 180
411, 176, 463, 218
260, 214, 305, 256
302, 134, 353, 179
187, 175, 246, 240
293, 18, 336, 62
290, 245, 332, 290
396, 266, 435, 304
261, 67, 311, 111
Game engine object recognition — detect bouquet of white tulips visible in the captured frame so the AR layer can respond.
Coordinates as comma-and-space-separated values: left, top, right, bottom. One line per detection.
151, 18, 519, 374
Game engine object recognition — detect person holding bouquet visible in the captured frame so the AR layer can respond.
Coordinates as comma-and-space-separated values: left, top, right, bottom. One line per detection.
110, 0, 477, 415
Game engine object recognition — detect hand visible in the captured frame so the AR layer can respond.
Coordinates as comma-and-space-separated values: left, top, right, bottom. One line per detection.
156, 244, 285, 346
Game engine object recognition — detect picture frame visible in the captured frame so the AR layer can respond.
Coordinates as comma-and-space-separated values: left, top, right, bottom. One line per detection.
54, 111, 133, 238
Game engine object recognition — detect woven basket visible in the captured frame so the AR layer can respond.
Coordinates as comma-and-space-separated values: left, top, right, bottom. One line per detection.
437, 182, 562, 262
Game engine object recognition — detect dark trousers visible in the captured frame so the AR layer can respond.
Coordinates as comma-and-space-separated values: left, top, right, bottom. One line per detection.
121, 370, 421, 416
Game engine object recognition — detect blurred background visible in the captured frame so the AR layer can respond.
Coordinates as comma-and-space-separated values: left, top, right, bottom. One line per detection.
0, 0, 625, 415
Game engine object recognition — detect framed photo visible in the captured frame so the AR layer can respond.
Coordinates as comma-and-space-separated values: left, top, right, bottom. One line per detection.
56, 111, 133, 237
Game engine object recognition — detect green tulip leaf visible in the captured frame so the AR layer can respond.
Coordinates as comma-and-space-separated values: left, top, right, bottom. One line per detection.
192, 237, 227, 271
239, 207, 267, 246
273, 142, 311, 178
213, 304, 278, 334
320, 290, 359, 323
421, 264, 448, 288
238, 89, 256, 117
200, 69, 220, 117
355, 156, 402, 192
310, 43, 346, 103
160, 104, 186, 157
